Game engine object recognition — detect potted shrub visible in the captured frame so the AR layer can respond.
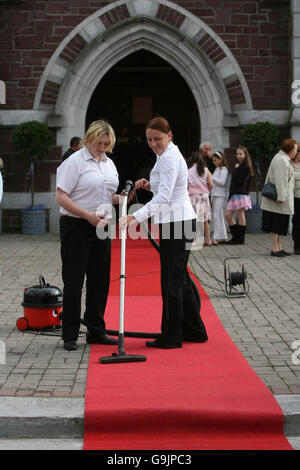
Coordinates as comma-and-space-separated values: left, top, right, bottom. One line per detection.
12, 120, 55, 234
241, 122, 280, 233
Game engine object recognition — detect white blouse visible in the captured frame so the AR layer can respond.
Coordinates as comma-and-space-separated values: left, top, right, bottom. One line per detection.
133, 141, 196, 224
56, 146, 119, 217
211, 166, 229, 197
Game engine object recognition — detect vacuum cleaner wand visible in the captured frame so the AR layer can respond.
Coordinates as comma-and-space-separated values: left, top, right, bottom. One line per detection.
100, 183, 147, 364
124, 179, 133, 195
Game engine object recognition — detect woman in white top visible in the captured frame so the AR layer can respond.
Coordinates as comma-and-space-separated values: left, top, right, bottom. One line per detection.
211, 151, 229, 245
120, 117, 208, 349
56, 120, 127, 351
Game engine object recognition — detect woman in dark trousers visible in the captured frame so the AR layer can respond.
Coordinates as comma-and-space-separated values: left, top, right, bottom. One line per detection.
56, 120, 125, 350
225, 145, 254, 244
120, 117, 208, 349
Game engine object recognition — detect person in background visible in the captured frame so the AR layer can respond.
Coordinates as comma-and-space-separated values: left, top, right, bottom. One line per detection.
261, 138, 297, 257
199, 141, 215, 174
292, 144, 300, 255
188, 153, 213, 246
211, 151, 229, 245
56, 120, 128, 351
186, 151, 200, 169
61, 136, 83, 163
119, 116, 208, 349
225, 146, 254, 245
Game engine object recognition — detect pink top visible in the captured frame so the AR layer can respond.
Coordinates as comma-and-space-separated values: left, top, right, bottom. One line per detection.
188, 164, 210, 196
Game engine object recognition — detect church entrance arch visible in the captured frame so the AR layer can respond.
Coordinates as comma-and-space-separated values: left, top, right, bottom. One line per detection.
86, 49, 200, 190
35, 0, 252, 161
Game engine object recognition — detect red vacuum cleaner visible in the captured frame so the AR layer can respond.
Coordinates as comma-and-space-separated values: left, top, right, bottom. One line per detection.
16, 275, 63, 331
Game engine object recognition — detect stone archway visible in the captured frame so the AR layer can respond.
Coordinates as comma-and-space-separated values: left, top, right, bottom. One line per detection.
35, 0, 252, 153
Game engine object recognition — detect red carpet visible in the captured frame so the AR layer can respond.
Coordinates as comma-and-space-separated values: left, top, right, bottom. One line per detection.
83, 238, 292, 450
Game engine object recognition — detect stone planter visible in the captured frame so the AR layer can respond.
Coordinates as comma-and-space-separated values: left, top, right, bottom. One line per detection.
246, 206, 262, 234
21, 206, 46, 234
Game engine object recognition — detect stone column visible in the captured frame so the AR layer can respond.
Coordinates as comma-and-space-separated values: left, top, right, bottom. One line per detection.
291, 0, 300, 140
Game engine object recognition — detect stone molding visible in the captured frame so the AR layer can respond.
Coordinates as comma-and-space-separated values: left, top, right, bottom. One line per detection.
29, 0, 254, 151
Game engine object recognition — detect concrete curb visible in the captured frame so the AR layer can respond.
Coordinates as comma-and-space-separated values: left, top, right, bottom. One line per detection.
0, 396, 299, 441
276, 395, 300, 437
0, 397, 84, 439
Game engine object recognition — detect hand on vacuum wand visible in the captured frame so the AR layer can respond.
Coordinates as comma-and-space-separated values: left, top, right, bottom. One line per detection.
119, 214, 136, 230
119, 187, 136, 204
135, 178, 151, 191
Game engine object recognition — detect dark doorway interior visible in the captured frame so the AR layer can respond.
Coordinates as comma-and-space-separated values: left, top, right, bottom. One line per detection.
86, 50, 200, 196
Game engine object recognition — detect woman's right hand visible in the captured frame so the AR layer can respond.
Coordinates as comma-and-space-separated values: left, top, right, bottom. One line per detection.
135, 178, 150, 191
87, 211, 108, 227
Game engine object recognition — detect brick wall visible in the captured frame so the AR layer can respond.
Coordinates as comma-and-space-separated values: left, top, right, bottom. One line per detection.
176, 0, 290, 111
0, 127, 61, 193
2, 208, 50, 233
0, 0, 290, 111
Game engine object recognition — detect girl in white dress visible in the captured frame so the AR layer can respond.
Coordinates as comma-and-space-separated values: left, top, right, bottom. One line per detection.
211, 151, 229, 245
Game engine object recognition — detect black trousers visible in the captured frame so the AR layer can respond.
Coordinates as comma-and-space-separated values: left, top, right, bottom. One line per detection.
292, 197, 300, 250
159, 220, 208, 347
59, 216, 111, 342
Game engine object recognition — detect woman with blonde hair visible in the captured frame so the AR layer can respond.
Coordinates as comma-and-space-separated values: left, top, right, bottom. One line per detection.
225, 145, 254, 244
56, 120, 127, 350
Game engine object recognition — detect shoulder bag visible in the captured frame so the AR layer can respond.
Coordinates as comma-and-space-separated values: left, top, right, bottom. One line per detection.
262, 179, 277, 200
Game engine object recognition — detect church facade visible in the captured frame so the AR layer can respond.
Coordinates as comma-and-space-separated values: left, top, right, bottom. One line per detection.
0, 0, 299, 232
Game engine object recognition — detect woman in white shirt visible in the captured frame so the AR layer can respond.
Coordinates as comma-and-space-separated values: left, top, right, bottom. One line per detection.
211, 151, 229, 245
120, 117, 208, 349
56, 120, 124, 351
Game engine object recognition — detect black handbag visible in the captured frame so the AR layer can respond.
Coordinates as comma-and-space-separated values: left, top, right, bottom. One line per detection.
262, 180, 277, 200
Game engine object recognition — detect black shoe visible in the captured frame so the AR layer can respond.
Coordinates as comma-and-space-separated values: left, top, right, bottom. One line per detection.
183, 334, 208, 343
225, 224, 239, 244
225, 239, 240, 245
238, 225, 246, 244
294, 249, 300, 255
271, 250, 285, 257
280, 250, 291, 256
86, 331, 118, 345
63, 341, 78, 351
145, 339, 182, 349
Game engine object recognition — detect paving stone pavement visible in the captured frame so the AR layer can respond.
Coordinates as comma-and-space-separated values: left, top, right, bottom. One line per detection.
0, 232, 299, 397
189, 233, 300, 396
0, 231, 300, 450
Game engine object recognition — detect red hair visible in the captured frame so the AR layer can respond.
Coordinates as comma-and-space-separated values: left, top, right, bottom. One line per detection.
281, 138, 297, 154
